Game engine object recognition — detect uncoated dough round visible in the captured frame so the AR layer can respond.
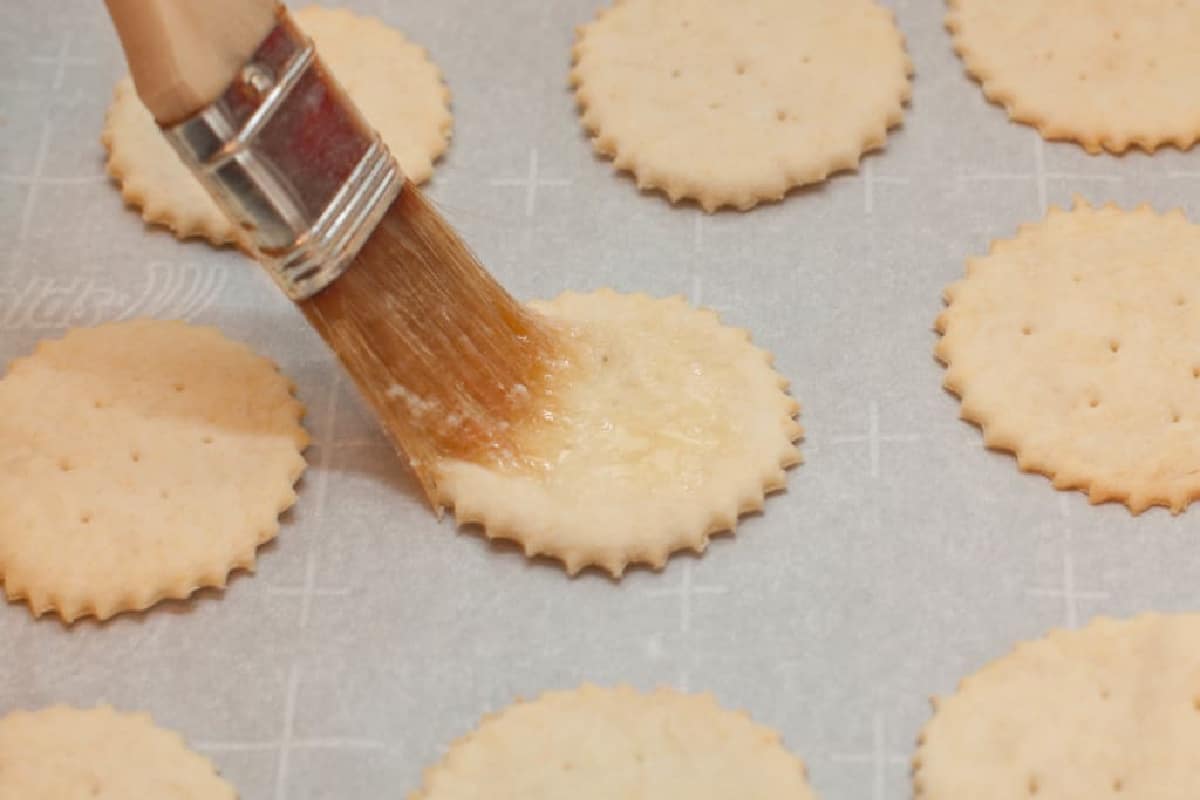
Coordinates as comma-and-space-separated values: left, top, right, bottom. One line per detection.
0, 706, 236, 799
571, 0, 912, 210
947, 0, 1200, 153
915, 614, 1200, 799
414, 685, 818, 800
0, 319, 308, 621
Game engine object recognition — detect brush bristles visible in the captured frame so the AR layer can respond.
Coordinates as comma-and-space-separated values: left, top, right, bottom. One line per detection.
301, 184, 557, 502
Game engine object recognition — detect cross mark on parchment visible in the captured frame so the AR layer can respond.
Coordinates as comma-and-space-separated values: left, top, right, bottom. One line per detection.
645, 559, 728, 635
830, 712, 910, 800
959, 132, 1121, 216
489, 147, 571, 218
194, 665, 386, 800
1026, 527, 1108, 629
29, 32, 96, 90
831, 401, 920, 479
861, 160, 909, 215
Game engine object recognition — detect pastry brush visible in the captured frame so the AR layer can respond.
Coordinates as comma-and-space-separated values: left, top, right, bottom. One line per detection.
103, 0, 557, 502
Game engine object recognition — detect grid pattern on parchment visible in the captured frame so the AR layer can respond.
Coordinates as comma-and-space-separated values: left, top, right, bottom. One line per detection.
3, 1, 1200, 797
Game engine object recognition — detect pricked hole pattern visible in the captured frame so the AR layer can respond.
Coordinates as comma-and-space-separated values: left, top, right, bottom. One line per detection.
1028, 775, 1039, 795
173, 383, 185, 393
1193, 366, 1200, 379
1177, 296, 1188, 307
1089, 398, 1101, 409
1192, 695, 1200, 711
202, 435, 214, 445
1172, 411, 1182, 424
58, 458, 72, 472
1109, 340, 1121, 354
776, 109, 788, 122
1099, 687, 1110, 699
1022, 325, 1034, 336
130, 451, 141, 463
1078, 72, 1089, 82
1113, 778, 1124, 792
1112, 30, 1122, 41
80, 512, 92, 524
671, 68, 681, 78
735, 61, 748, 75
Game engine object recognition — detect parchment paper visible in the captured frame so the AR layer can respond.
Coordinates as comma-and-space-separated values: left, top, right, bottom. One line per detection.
4, 1, 1200, 797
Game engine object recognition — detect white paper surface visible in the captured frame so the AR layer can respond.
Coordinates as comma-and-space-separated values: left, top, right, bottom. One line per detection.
3, 1, 1200, 797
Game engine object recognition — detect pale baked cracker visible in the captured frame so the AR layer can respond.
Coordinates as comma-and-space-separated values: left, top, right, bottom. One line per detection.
570, 0, 912, 211
0, 705, 236, 799
102, 5, 453, 246
412, 684, 818, 800
935, 200, 1200, 514
947, 0, 1200, 154
914, 614, 1200, 799
0, 319, 308, 621
436, 290, 802, 576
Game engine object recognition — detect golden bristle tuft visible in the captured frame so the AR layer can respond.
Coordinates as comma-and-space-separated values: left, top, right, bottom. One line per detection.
301, 185, 558, 502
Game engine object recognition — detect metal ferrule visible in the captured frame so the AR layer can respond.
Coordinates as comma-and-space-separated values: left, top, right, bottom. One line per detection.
162, 13, 403, 300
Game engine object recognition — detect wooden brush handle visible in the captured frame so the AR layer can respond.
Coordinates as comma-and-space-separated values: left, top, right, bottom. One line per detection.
104, 0, 279, 125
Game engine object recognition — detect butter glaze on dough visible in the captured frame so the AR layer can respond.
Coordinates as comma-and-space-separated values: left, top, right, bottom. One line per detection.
436, 290, 802, 575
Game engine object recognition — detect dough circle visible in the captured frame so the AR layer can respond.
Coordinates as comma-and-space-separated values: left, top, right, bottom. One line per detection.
935, 201, 1200, 514
915, 614, 1200, 799
414, 685, 818, 800
570, 0, 912, 211
102, 5, 453, 246
947, 0, 1200, 153
0, 319, 308, 621
0, 705, 236, 799
436, 290, 802, 576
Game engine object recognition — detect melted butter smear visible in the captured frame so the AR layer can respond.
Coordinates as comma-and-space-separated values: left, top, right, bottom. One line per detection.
477, 314, 737, 494
307, 194, 742, 506
300, 185, 567, 503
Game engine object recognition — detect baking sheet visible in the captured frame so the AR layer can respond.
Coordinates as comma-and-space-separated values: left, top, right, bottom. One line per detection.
4, 0, 1200, 797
